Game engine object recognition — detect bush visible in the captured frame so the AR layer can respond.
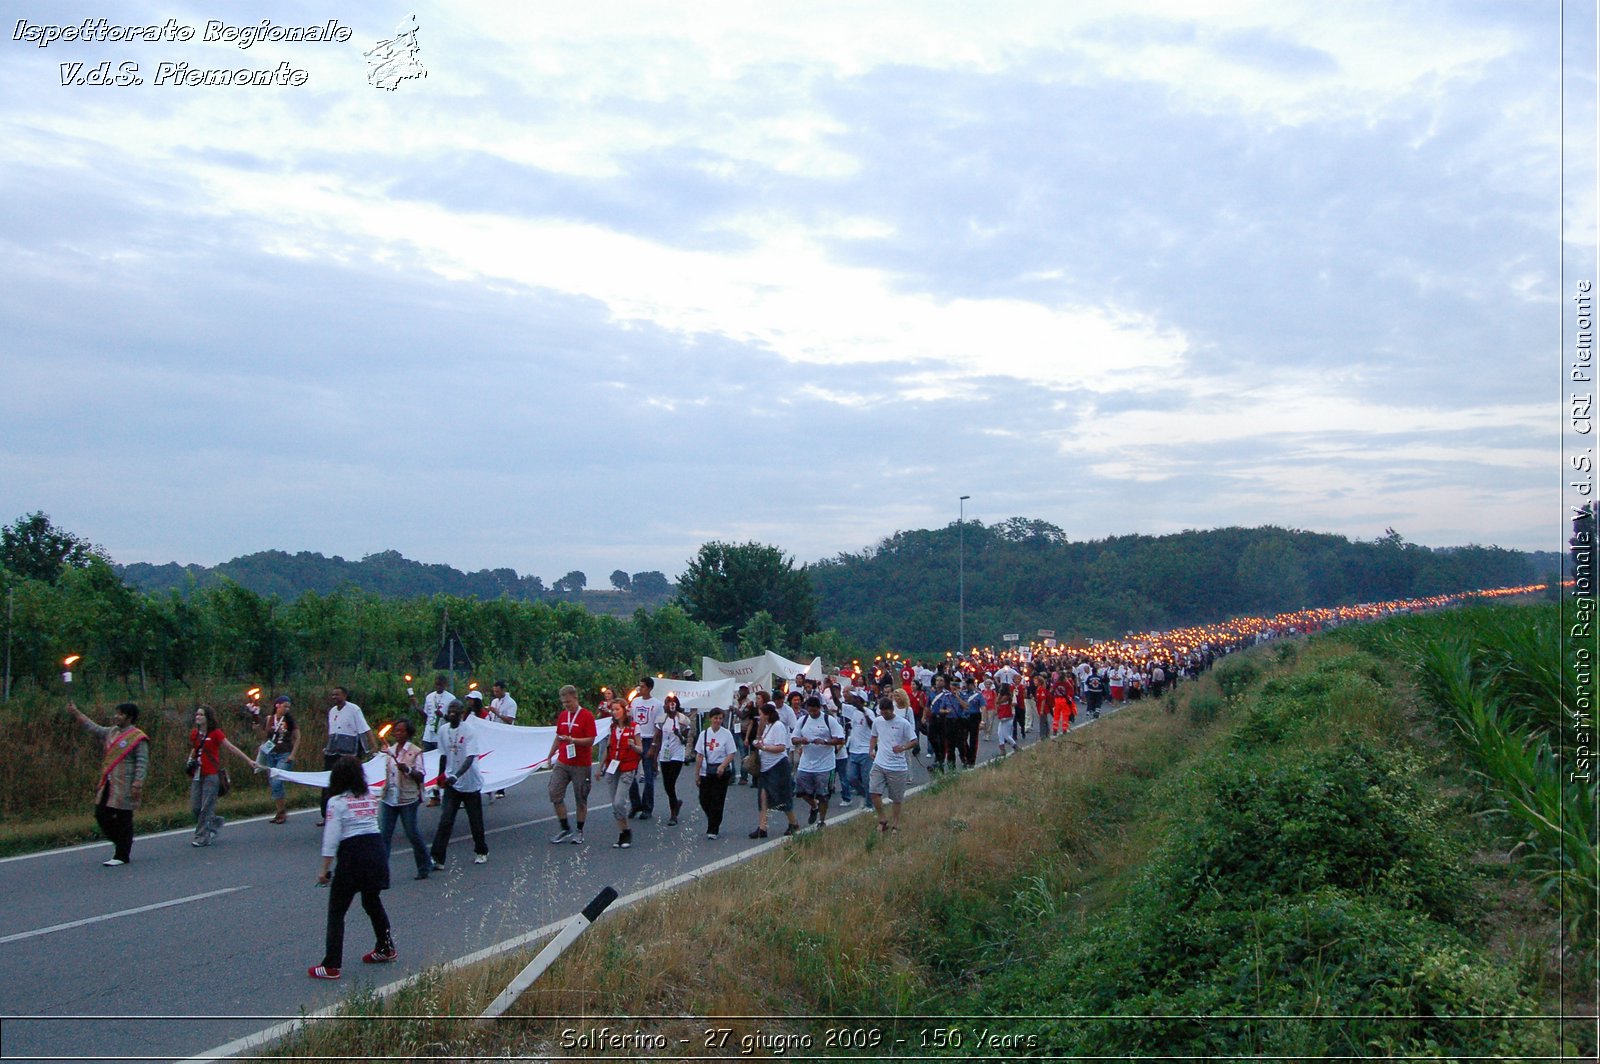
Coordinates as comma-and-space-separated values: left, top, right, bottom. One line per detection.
1214, 657, 1261, 699
1187, 690, 1223, 725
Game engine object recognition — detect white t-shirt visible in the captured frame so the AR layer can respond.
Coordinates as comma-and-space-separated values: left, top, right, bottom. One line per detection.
441, 717, 484, 793
630, 696, 662, 739
490, 693, 518, 723
328, 701, 370, 737
758, 721, 791, 772
842, 705, 873, 755
657, 711, 690, 761
420, 691, 457, 744
321, 791, 381, 857
793, 713, 844, 773
694, 726, 736, 776
871, 714, 916, 772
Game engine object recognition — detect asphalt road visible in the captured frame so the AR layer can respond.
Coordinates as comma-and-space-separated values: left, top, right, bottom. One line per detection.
0, 703, 1123, 1064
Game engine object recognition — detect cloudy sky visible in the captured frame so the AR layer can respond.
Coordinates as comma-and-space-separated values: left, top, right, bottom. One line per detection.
1, 1, 1591, 582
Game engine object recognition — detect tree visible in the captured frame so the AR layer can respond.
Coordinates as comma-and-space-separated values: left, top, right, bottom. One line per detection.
552, 570, 587, 594
609, 569, 632, 592
2, 512, 109, 582
737, 610, 789, 657
677, 541, 818, 643
631, 570, 671, 597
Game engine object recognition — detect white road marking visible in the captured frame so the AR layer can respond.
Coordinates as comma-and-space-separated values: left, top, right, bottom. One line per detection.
0, 886, 250, 946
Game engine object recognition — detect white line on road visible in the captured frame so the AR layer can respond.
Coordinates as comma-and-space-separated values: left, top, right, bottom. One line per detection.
0, 886, 250, 946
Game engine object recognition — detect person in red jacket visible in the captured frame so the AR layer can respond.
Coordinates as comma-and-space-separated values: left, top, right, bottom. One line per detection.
597, 699, 643, 849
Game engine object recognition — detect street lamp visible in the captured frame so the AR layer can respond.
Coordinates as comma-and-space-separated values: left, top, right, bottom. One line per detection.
959, 495, 971, 653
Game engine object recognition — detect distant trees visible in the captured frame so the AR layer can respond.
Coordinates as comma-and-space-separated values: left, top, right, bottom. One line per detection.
630, 571, 672, 597
678, 541, 818, 644
609, 569, 631, 591
552, 570, 587, 594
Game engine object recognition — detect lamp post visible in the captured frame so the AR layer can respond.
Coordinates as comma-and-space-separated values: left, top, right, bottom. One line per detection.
959, 495, 971, 653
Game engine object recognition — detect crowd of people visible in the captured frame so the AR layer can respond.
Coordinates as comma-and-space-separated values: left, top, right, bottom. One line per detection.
62, 583, 1541, 977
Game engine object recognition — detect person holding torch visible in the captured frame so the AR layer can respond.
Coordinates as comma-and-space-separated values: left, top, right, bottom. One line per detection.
65, 697, 148, 866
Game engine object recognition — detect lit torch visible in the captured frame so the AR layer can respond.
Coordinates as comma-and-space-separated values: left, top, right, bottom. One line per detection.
62, 654, 80, 685
404, 674, 414, 696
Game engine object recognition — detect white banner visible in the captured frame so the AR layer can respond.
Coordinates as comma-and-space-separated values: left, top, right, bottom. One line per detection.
701, 650, 824, 689
646, 675, 741, 711
270, 716, 615, 793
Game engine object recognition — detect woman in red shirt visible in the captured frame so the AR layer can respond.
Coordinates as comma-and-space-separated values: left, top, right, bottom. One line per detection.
599, 700, 643, 850
188, 705, 255, 848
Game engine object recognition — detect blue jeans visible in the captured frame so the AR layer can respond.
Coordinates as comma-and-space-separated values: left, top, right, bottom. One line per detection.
379, 800, 430, 876
843, 752, 871, 803
258, 748, 294, 800
630, 738, 658, 815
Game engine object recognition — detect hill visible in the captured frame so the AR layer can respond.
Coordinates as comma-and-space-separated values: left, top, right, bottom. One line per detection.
117, 549, 675, 615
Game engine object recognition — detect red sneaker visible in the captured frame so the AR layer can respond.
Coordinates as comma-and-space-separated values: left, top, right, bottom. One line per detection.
307, 965, 341, 980
361, 947, 398, 964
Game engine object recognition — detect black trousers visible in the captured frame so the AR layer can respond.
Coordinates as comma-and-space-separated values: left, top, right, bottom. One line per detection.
95, 797, 134, 862
698, 772, 731, 834
962, 716, 980, 766
430, 786, 486, 862
323, 835, 391, 969
661, 760, 684, 813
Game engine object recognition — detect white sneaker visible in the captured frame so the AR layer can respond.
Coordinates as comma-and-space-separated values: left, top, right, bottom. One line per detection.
473, 853, 488, 864
102, 858, 126, 867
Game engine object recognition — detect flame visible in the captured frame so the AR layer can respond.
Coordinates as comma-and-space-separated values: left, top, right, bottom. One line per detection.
404, 674, 413, 683
63, 654, 81, 667
247, 687, 261, 699
467, 681, 479, 691
378, 723, 393, 738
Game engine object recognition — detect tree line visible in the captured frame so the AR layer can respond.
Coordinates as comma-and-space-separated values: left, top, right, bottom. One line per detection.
808, 519, 1555, 651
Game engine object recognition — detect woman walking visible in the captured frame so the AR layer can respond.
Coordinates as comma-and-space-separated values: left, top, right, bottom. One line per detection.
188, 705, 255, 847
253, 695, 299, 824
693, 707, 737, 839
749, 704, 798, 839
657, 695, 691, 825
310, 757, 395, 979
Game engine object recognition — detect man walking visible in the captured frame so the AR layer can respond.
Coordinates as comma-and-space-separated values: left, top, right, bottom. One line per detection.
869, 696, 916, 835
547, 685, 596, 844
627, 677, 662, 820
429, 700, 489, 869
792, 695, 844, 828
414, 675, 457, 806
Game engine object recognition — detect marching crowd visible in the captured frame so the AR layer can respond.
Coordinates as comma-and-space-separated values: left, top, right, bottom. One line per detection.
62, 588, 1521, 980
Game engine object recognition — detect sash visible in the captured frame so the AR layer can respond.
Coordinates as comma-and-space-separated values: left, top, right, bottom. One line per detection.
99, 727, 148, 795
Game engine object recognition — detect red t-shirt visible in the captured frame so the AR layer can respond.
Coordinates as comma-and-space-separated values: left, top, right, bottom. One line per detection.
607, 722, 641, 773
555, 707, 597, 767
189, 728, 224, 776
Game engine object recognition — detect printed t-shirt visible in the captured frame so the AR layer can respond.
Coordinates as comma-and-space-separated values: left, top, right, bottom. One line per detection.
190, 728, 225, 776
871, 715, 916, 772
694, 726, 736, 775
793, 713, 843, 773
555, 707, 597, 767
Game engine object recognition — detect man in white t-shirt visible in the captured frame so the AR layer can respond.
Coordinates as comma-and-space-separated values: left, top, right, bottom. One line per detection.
429, 701, 488, 868
839, 694, 873, 807
627, 677, 663, 819
869, 696, 917, 834
415, 676, 457, 806
320, 686, 374, 823
792, 696, 844, 827
487, 680, 518, 801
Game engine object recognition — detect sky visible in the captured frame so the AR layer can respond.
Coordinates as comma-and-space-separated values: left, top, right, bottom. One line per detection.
1, 1, 1592, 583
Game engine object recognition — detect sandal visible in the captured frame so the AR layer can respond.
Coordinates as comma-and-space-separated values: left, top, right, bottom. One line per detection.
268, 815, 287, 825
